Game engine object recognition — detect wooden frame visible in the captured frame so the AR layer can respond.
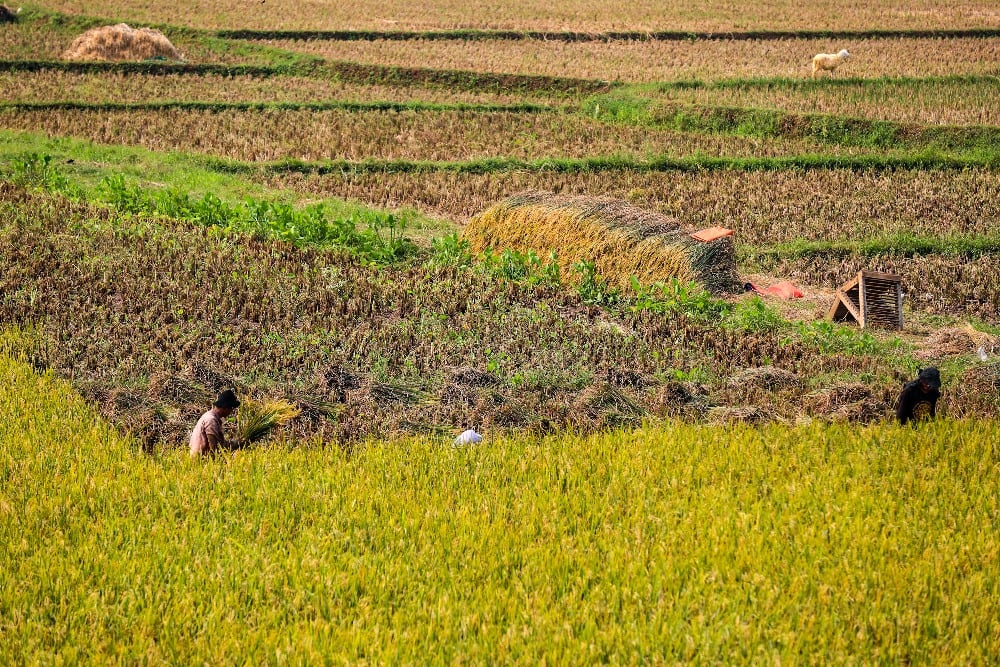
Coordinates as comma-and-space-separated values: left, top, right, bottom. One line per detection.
827, 270, 903, 329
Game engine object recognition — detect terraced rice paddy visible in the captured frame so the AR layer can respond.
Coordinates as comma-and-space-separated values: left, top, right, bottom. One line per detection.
4, 1, 1000, 662
37, 0, 1000, 31
1, 107, 900, 162
638, 76, 1000, 126
269, 168, 1000, 241
0, 70, 563, 106
264, 36, 1000, 82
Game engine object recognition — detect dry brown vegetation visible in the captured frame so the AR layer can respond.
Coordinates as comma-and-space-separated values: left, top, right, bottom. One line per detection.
39, 0, 1000, 31
269, 168, 1000, 241
2, 185, 939, 444
0, 108, 889, 162
264, 36, 1000, 82
0, 15, 75, 59
0, 71, 564, 106
643, 78, 1000, 126
63, 23, 184, 62
759, 253, 1000, 319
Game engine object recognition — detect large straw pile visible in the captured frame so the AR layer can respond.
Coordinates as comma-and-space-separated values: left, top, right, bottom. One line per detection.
63, 23, 184, 62
464, 191, 740, 292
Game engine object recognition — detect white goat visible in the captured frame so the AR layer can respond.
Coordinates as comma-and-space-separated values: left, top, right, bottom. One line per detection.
811, 49, 850, 78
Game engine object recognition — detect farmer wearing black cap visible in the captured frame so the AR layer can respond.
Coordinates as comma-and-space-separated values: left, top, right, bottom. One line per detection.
896, 367, 941, 425
189, 390, 240, 456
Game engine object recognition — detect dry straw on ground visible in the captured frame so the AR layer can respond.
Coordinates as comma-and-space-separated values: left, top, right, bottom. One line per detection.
63, 23, 184, 62
464, 191, 740, 292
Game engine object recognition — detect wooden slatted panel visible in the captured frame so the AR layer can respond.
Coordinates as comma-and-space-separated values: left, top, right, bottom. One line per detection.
827, 270, 903, 329
861, 274, 903, 329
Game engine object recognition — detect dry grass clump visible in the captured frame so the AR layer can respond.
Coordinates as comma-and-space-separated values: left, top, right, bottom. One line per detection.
727, 366, 802, 390
916, 324, 999, 360
464, 191, 740, 292
804, 382, 889, 423
63, 23, 184, 62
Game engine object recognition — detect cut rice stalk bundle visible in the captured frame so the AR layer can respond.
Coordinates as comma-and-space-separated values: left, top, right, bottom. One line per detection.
63, 23, 185, 62
234, 398, 301, 445
464, 191, 740, 293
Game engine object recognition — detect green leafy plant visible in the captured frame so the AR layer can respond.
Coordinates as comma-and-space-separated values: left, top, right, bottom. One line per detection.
573, 260, 619, 306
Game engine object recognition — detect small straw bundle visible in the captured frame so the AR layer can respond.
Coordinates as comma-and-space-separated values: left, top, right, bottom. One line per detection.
463, 191, 740, 292
234, 398, 301, 445
63, 23, 184, 62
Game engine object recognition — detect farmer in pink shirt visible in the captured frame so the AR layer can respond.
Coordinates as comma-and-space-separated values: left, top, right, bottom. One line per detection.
189, 390, 240, 457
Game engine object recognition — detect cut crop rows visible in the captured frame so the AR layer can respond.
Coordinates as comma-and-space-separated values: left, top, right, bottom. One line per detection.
0, 108, 903, 163
36, 0, 1000, 32
262, 36, 1000, 82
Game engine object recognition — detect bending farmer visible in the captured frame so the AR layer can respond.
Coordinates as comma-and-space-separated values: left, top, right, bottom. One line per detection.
189, 389, 240, 456
896, 367, 941, 425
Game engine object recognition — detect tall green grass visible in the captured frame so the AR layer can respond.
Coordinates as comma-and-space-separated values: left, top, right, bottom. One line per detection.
2, 351, 999, 663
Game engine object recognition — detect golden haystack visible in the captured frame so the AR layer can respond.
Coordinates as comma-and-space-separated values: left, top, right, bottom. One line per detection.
63, 23, 184, 62
463, 191, 740, 292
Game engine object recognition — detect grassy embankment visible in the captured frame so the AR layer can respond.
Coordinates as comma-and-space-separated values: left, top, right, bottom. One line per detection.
2, 349, 999, 662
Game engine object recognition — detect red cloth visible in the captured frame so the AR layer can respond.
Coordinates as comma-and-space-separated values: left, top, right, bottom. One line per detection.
690, 227, 734, 242
748, 281, 803, 299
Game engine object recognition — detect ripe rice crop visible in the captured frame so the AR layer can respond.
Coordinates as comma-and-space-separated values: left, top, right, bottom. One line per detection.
0, 70, 565, 106
38, 0, 1000, 32
4, 354, 1000, 662
271, 167, 1000, 243
0, 108, 891, 163
641, 77, 1000, 126
263, 36, 1000, 83
464, 191, 740, 291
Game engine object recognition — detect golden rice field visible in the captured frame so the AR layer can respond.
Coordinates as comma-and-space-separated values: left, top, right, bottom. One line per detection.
0, 107, 894, 162
264, 36, 1000, 82
4, 352, 1000, 663
269, 167, 1000, 242
4, 0, 1000, 660
641, 77, 1000, 126
37, 0, 1000, 31
0, 70, 563, 106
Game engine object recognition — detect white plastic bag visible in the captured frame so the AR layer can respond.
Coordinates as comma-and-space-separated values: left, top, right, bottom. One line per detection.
453, 429, 483, 446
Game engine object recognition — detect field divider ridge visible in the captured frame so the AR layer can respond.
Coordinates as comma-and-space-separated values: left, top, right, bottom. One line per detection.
189, 153, 1000, 177
218, 28, 1000, 42
0, 100, 557, 114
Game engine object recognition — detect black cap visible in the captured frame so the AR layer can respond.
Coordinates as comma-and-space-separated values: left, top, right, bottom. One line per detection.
214, 389, 241, 409
918, 367, 941, 389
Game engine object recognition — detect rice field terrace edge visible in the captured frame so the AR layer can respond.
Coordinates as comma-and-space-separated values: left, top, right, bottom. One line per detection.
31, 0, 1000, 32
259, 35, 1000, 83
8, 184, 1000, 447
1, 107, 941, 165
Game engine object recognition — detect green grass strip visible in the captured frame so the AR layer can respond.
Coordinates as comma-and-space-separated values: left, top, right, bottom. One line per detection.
216, 28, 1000, 42
0, 100, 555, 114
584, 94, 1000, 156
207, 152, 999, 176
